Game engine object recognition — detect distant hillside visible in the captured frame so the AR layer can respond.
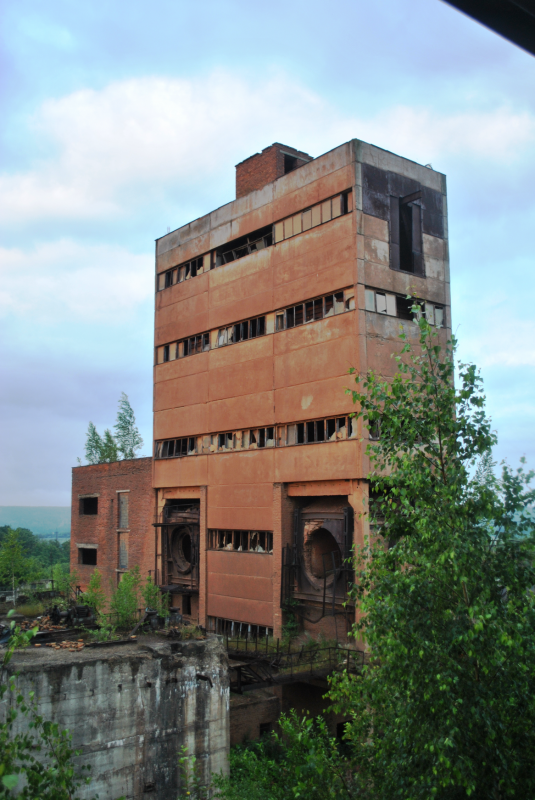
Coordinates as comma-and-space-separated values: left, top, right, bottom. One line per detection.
0, 507, 70, 537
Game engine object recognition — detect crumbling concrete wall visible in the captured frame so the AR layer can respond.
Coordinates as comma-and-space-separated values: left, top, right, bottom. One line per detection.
0, 637, 229, 800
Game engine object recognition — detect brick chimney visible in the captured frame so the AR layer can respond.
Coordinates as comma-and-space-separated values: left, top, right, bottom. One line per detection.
235, 143, 313, 199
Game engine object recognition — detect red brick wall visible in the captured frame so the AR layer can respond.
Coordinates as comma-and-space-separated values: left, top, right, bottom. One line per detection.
230, 688, 281, 745
70, 458, 155, 601
235, 143, 312, 198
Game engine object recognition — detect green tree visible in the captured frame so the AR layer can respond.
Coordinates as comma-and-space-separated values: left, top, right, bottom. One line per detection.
84, 422, 104, 465
0, 531, 37, 602
52, 564, 80, 604
329, 312, 535, 799
100, 429, 118, 463
114, 392, 143, 459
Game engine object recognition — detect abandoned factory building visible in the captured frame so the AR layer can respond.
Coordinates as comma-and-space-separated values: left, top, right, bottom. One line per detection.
72, 139, 451, 642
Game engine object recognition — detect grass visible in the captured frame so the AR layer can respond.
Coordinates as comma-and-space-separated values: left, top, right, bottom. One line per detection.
15, 602, 45, 617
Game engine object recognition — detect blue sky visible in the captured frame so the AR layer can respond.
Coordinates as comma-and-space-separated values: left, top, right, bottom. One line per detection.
1, 0, 534, 505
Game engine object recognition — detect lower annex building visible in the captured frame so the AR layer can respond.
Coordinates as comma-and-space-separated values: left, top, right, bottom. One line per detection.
71, 138, 451, 644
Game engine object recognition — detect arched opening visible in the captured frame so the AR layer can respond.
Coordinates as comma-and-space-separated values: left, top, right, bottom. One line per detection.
303, 527, 341, 587
171, 527, 193, 574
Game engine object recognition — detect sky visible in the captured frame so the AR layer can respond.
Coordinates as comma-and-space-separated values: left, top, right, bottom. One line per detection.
0, 0, 534, 506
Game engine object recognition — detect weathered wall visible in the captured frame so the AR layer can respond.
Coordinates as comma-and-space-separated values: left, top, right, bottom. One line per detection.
235, 143, 313, 199
229, 687, 281, 744
70, 457, 155, 597
1, 637, 229, 800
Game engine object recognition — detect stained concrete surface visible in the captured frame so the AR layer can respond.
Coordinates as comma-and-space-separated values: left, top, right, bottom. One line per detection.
0, 635, 229, 800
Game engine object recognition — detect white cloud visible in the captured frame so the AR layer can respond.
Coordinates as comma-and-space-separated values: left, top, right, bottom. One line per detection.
0, 240, 153, 323
0, 71, 533, 226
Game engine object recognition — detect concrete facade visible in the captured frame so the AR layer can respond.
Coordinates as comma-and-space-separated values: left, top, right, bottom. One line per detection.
152, 138, 451, 640
1, 637, 229, 800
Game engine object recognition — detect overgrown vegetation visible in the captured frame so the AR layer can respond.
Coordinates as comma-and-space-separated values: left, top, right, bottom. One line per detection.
213, 712, 357, 800
142, 574, 169, 618
81, 569, 106, 616
108, 565, 141, 628
217, 313, 535, 800
281, 598, 300, 643
0, 612, 94, 799
327, 311, 535, 798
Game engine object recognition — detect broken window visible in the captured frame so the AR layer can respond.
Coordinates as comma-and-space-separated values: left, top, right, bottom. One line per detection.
284, 154, 298, 173
215, 226, 273, 267
273, 191, 353, 244
156, 331, 210, 364
208, 530, 273, 553
157, 437, 197, 459
207, 616, 273, 639
217, 316, 266, 348
155, 415, 359, 460
157, 255, 209, 291
118, 493, 129, 529
79, 497, 98, 515
78, 547, 97, 566
365, 288, 445, 327
390, 191, 424, 275
275, 288, 354, 331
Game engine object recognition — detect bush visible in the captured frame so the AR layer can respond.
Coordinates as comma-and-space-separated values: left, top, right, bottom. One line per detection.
81, 569, 106, 617
213, 712, 357, 800
141, 575, 169, 618
109, 566, 141, 629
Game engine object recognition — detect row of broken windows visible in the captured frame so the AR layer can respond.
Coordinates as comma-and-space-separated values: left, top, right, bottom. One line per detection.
364, 288, 445, 327
162, 332, 210, 363
156, 190, 353, 292
154, 414, 358, 459
158, 255, 208, 292
276, 289, 354, 331
156, 286, 356, 364
217, 315, 266, 347
207, 616, 273, 639
208, 530, 273, 553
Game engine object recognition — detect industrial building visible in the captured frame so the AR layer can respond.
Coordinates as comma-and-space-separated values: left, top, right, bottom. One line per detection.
72, 138, 451, 645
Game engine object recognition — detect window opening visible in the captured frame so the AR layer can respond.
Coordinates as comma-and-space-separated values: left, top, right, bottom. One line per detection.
273, 191, 352, 244
215, 225, 273, 267
366, 288, 445, 327
80, 497, 98, 515
209, 530, 273, 553
217, 316, 266, 348
78, 548, 97, 566
158, 255, 208, 291
155, 416, 357, 459
390, 190, 424, 275
277, 288, 354, 332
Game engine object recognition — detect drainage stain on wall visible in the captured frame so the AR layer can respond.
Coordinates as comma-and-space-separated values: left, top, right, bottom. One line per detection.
0, 637, 229, 800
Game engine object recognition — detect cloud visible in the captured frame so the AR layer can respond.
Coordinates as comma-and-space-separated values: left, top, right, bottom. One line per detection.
0, 71, 534, 226
462, 318, 535, 369
0, 240, 153, 324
